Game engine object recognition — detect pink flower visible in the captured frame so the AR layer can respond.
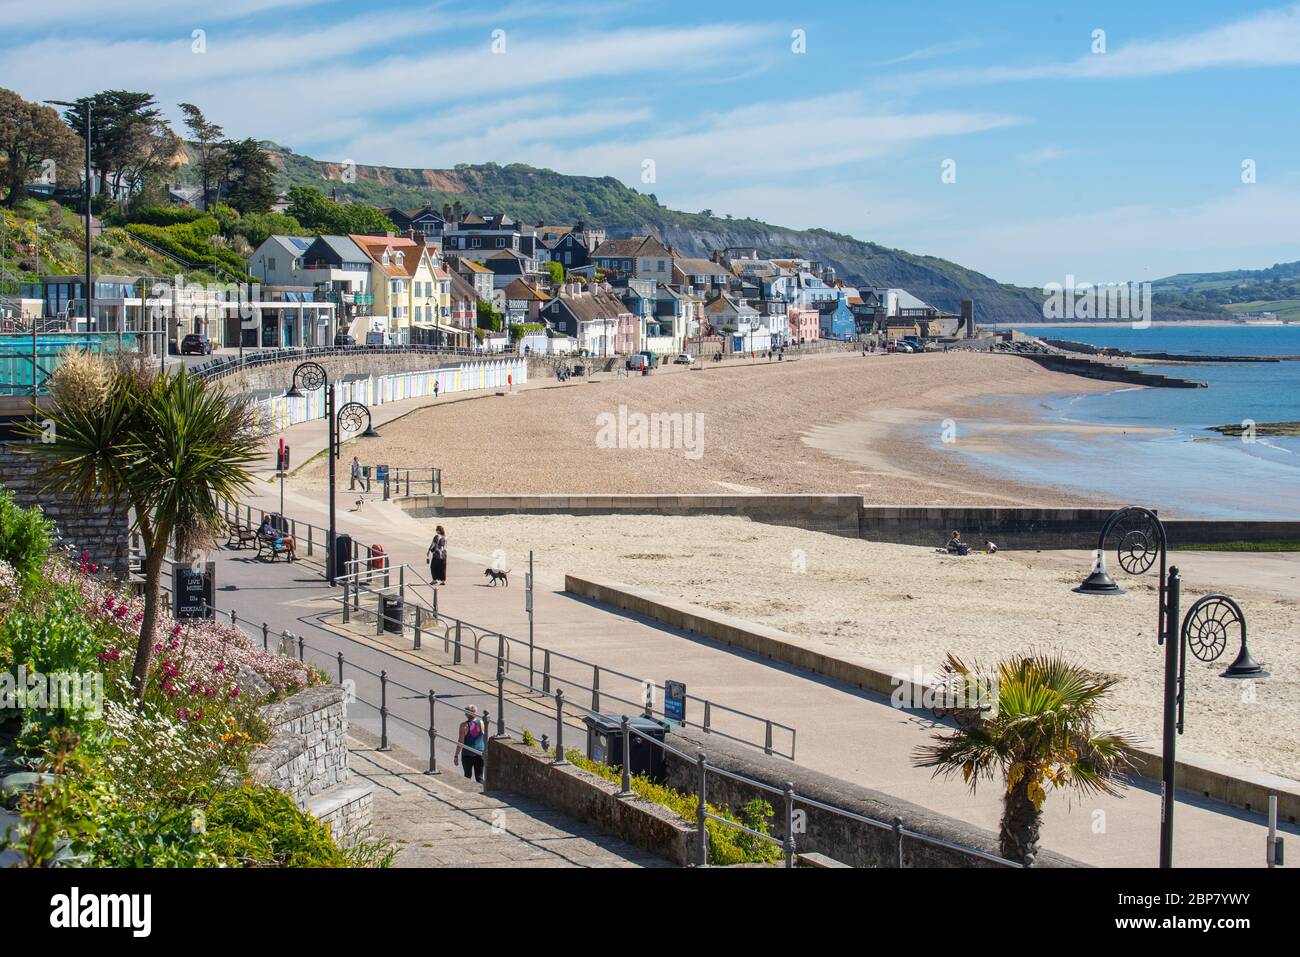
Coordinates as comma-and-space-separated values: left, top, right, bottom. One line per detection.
229, 687, 239, 699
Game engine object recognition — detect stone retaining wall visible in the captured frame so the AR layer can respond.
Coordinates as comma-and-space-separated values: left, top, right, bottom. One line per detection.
400, 494, 1300, 549
0, 443, 131, 578
249, 683, 373, 847
662, 728, 1080, 868
485, 737, 691, 865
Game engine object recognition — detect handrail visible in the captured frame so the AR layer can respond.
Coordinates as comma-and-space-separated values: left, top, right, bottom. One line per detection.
188, 568, 1025, 870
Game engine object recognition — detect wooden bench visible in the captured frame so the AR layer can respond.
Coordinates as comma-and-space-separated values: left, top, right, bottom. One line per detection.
255, 531, 291, 562
226, 520, 257, 549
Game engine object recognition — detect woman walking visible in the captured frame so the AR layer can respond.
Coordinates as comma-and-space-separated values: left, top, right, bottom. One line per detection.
427, 524, 448, 585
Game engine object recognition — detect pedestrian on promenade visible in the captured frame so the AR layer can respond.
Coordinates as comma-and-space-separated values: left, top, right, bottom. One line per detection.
454, 705, 486, 782
350, 455, 364, 491
434, 379, 440, 399
427, 524, 448, 585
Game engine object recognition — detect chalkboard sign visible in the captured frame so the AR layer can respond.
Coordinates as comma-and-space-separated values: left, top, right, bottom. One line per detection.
375, 464, 389, 484
173, 563, 215, 620
664, 680, 686, 725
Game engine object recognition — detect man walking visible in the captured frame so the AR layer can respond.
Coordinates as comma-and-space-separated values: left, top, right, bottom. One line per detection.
350, 455, 365, 491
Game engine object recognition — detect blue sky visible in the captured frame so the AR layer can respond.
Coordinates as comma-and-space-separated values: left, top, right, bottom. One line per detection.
3, 0, 1299, 285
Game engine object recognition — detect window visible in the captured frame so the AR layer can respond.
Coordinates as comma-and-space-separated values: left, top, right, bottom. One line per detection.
267, 257, 277, 272
471, 238, 481, 248
495, 238, 505, 248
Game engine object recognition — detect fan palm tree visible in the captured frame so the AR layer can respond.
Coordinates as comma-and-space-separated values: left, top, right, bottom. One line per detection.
914, 653, 1136, 864
24, 358, 260, 701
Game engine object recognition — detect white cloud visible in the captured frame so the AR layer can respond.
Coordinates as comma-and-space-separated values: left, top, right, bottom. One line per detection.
909, 180, 1300, 285
883, 3, 1300, 91
0, 0, 326, 30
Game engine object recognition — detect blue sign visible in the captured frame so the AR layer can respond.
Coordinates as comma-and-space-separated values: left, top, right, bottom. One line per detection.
664, 680, 686, 725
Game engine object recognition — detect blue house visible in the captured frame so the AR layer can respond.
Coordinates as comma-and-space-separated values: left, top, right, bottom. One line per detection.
817, 292, 856, 340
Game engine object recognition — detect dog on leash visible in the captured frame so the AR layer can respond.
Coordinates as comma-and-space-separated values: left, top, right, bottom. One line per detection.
484, 567, 509, 587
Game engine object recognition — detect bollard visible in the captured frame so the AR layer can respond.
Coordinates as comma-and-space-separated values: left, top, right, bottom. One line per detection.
496, 665, 507, 738
379, 670, 390, 751
454, 620, 462, 664
297, 634, 304, 662
592, 665, 600, 712
696, 752, 708, 867
229, 609, 237, 628
764, 719, 773, 756
383, 476, 390, 501
261, 622, 269, 650
618, 716, 633, 797
399, 565, 405, 602
352, 576, 359, 611
703, 700, 712, 734
307, 523, 312, 557
336, 651, 344, 685
414, 605, 422, 651
375, 592, 384, 636
542, 650, 551, 695
783, 783, 796, 869
342, 580, 350, 623
892, 817, 904, 868
426, 690, 439, 775
552, 690, 567, 765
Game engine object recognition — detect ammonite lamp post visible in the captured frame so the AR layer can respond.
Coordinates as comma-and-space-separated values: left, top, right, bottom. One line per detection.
1074, 506, 1180, 867
287, 361, 338, 582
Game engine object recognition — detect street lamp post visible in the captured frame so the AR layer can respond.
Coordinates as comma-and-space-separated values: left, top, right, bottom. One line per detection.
1075, 505, 1255, 868
45, 98, 93, 336
287, 362, 380, 584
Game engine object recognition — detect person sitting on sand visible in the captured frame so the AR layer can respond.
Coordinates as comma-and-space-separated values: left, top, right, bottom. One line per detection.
946, 530, 966, 554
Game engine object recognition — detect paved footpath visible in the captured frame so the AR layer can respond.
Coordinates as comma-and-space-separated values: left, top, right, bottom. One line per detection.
221, 376, 1298, 869
348, 736, 670, 868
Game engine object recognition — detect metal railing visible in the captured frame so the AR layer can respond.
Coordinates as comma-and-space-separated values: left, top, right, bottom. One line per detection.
380, 466, 442, 498
221, 498, 794, 758
212, 593, 1025, 869
191, 343, 496, 383
333, 553, 797, 760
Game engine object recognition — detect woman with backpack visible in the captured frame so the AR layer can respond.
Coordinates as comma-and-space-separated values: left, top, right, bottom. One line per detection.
427, 524, 448, 585
455, 705, 487, 782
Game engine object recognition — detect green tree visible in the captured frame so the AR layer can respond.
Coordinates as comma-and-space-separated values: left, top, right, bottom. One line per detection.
475, 299, 502, 331
285, 185, 397, 235
178, 102, 225, 210
544, 260, 564, 285
914, 653, 1136, 863
220, 138, 277, 214
0, 88, 83, 208
61, 91, 174, 205
24, 358, 261, 701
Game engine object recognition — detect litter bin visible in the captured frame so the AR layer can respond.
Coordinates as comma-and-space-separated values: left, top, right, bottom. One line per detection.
582, 713, 669, 782
332, 532, 353, 584
380, 594, 404, 634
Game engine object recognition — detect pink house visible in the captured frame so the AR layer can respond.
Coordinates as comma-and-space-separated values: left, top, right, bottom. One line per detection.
788, 306, 820, 344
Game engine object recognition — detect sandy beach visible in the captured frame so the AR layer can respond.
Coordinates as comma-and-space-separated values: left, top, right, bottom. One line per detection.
301, 351, 1132, 507
437, 512, 1300, 779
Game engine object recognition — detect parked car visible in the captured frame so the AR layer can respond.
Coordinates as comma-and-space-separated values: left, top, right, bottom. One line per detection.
180, 334, 214, 356
334, 333, 356, 346
893, 341, 915, 353
673, 352, 694, 365
901, 337, 926, 352
637, 350, 660, 368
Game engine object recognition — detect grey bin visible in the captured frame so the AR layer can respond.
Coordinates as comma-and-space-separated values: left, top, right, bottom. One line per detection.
380, 594, 404, 634
582, 713, 669, 783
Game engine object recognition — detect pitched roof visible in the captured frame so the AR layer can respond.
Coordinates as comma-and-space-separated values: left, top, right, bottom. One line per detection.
456, 258, 492, 274
349, 235, 426, 278
503, 278, 550, 302
592, 235, 671, 259
310, 235, 370, 263
673, 256, 733, 277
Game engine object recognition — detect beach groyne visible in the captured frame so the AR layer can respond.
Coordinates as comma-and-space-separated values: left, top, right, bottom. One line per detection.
398, 494, 1300, 549
1019, 352, 1207, 388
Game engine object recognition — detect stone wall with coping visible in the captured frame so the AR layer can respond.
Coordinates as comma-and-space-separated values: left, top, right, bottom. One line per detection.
0, 443, 131, 579
249, 683, 373, 847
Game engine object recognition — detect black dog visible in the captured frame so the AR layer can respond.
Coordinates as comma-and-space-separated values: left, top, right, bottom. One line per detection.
484, 567, 509, 587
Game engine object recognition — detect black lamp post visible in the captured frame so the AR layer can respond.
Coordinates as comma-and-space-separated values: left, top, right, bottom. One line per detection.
286, 362, 379, 584
1076, 506, 1257, 869
45, 98, 92, 336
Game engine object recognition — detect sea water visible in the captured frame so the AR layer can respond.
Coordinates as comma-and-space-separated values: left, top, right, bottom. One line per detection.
952, 325, 1300, 519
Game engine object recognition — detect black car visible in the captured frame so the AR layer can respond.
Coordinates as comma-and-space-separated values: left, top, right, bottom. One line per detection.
180, 334, 214, 355
334, 333, 356, 346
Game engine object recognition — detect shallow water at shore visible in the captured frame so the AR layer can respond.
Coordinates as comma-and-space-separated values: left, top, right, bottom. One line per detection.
945, 325, 1300, 518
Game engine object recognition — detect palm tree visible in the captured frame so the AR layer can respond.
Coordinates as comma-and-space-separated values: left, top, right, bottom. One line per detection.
25, 357, 260, 701
914, 653, 1136, 864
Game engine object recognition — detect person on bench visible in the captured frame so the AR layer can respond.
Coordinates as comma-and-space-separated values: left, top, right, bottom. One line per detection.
258, 514, 297, 562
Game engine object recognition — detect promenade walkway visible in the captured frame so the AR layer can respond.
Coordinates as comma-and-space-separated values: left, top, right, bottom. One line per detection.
222, 376, 1296, 868
349, 737, 669, 868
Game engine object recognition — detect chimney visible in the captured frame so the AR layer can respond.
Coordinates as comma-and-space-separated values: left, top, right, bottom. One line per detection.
414, 230, 426, 247
442, 203, 452, 221
453, 200, 463, 218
